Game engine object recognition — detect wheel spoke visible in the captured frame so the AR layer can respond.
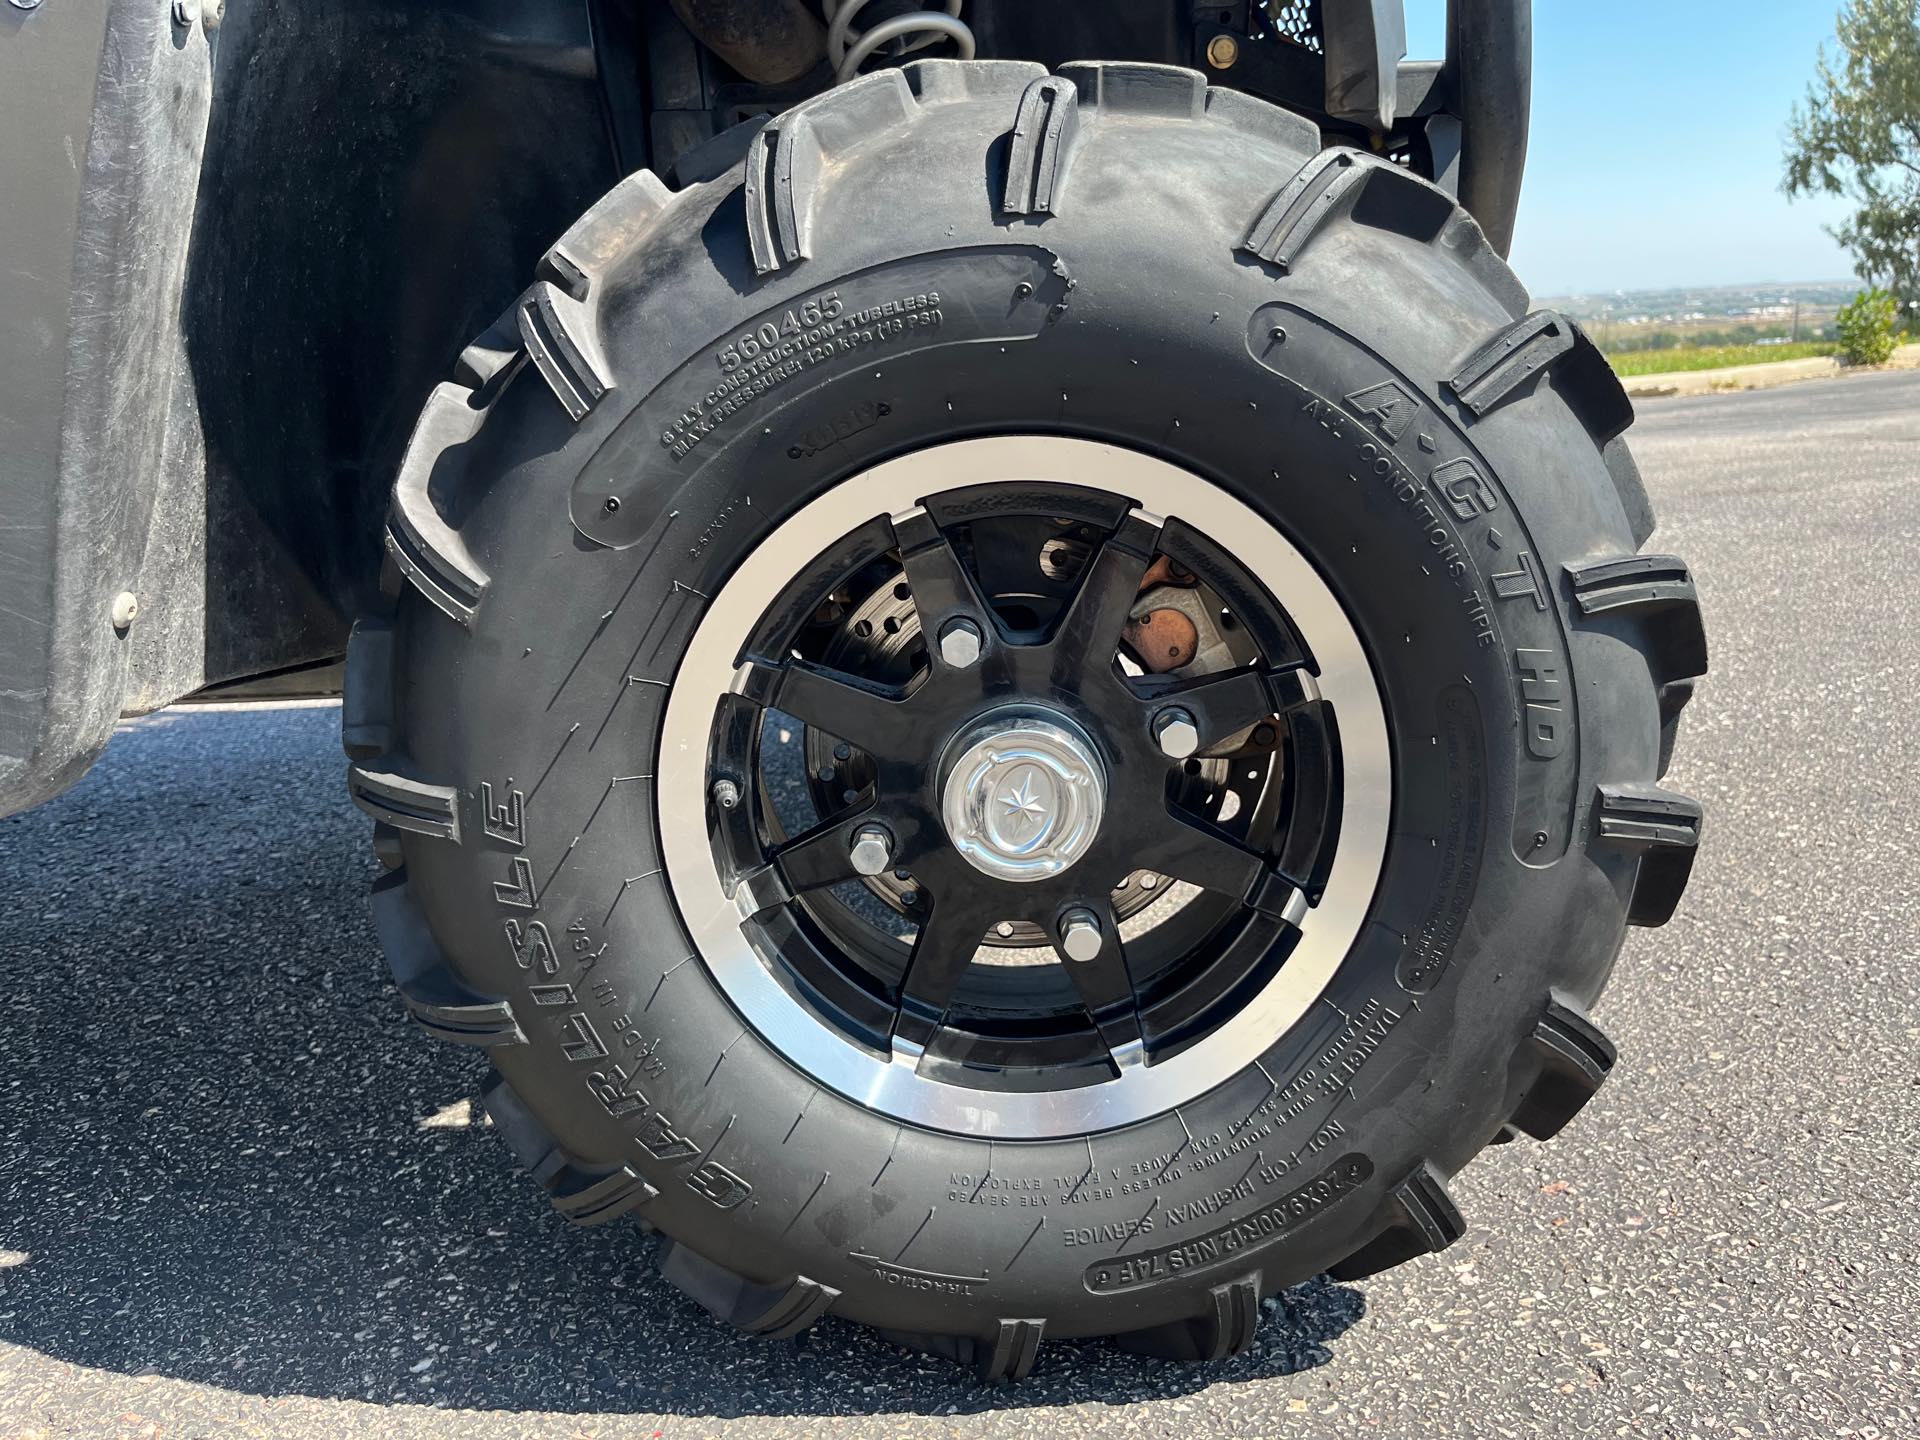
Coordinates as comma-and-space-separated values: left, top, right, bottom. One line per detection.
1049, 514, 1162, 675
890, 883, 999, 1059
1051, 903, 1147, 1071
1133, 807, 1269, 899
1134, 808, 1306, 921
1135, 664, 1317, 753
736, 656, 912, 755
771, 806, 879, 894
892, 510, 995, 655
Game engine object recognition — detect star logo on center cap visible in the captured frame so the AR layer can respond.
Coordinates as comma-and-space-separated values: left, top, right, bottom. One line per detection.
999, 774, 1048, 830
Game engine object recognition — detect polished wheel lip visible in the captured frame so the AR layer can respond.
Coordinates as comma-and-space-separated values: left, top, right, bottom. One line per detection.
939, 710, 1106, 884
658, 437, 1391, 1139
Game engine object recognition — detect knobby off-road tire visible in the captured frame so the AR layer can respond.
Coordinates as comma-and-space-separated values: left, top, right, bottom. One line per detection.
345, 61, 1706, 1379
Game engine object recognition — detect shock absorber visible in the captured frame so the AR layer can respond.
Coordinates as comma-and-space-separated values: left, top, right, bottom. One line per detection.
823, 0, 976, 83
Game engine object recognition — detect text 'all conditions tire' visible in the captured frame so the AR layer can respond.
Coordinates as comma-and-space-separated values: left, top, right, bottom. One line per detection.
345, 61, 1707, 1379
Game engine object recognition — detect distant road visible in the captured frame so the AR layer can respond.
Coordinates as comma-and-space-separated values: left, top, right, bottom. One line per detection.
2, 369, 1917, 1437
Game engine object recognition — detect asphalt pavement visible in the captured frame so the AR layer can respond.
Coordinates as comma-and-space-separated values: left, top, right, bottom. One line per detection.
2, 369, 1918, 1438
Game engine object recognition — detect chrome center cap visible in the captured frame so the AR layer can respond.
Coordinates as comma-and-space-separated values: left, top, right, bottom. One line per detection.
941, 712, 1106, 883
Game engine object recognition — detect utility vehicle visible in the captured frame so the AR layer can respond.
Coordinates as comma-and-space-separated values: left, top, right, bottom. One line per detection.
1, 0, 1705, 1378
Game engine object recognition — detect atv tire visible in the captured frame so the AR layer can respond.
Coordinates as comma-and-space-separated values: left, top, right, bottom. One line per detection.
346, 60, 1705, 1379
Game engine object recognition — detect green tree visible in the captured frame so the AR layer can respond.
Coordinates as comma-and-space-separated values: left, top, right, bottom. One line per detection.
1836, 286, 1900, 363
1784, 0, 1920, 313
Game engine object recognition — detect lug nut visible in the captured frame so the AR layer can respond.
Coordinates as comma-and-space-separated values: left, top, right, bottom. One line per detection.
1058, 908, 1103, 963
1153, 707, 1200, 760
848, 824, 894, 877
938, 617, 983, 669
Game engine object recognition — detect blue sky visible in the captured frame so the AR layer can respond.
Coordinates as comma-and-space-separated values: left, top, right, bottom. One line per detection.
1405, 1, 1859, 294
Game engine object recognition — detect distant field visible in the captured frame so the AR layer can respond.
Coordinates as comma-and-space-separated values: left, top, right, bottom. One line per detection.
1606, 342, 1838, 376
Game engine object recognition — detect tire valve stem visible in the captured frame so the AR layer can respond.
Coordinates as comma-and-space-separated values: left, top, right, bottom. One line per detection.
711, 778, 741, 810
